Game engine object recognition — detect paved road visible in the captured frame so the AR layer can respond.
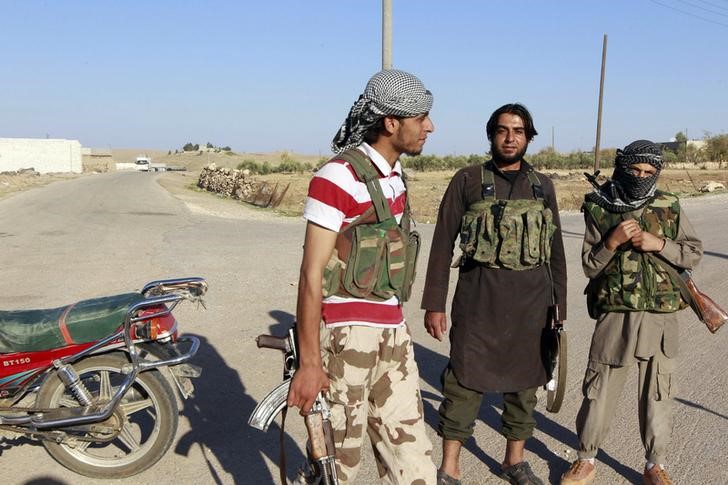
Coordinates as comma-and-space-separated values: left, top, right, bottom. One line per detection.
0, 172, 726, 485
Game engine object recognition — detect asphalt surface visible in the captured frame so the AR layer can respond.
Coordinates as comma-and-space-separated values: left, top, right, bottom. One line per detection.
0, 171, 726, 485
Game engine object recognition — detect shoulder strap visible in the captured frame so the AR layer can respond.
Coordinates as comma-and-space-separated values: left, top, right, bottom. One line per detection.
526, 168, 545, 200
399, 169, 412, 232
481, 162, 545, 200
338, 149, 393, 223
481, 163, 496, 200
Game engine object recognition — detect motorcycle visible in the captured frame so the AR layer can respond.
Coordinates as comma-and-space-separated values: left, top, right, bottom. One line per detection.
0, 276, 206, 479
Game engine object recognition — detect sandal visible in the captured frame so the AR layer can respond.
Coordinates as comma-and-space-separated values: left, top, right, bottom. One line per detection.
437, 468, 462, 485
500, 461, 544, 485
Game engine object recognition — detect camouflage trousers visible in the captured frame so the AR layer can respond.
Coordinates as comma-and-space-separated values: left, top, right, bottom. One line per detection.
320, 324, 436, 484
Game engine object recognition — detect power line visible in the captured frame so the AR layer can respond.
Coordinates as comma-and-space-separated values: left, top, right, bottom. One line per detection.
692, 0, 728, 14
674, 0, 728, 17
649, 0, 728, 28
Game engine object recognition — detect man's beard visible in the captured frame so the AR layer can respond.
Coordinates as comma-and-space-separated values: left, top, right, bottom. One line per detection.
403, 146, 424, 156
491, 143, 527, 166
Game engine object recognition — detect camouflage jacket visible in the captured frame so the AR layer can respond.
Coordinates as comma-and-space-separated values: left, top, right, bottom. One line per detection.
583, 192, 686, 315
581, 197, 703, 363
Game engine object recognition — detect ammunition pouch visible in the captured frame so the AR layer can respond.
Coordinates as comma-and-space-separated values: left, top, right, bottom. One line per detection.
458, 164, 555, 270
321, 149, 419, 302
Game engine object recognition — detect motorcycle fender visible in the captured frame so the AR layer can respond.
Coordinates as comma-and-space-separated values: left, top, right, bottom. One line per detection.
137, 343, 201, 400
168, 363, 201, 399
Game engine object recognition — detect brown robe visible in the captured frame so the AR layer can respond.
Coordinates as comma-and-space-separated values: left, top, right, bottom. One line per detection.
421, 161, 567, 393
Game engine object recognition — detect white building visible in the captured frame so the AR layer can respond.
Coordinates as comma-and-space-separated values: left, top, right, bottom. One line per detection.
0, 138, 83, 174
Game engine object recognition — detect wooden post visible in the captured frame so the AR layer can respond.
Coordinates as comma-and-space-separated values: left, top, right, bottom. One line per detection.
594, 34, 608, 172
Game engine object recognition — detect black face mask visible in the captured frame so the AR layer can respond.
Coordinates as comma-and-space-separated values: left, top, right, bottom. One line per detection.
612, 166, 659, 201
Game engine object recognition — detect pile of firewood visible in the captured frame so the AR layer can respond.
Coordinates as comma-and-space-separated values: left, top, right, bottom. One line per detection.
197, 163, 258, 200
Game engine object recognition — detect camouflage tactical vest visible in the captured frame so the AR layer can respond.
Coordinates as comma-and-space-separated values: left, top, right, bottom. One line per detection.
457, 163, 556, 270
582, 191, 687, 316
321, 149, 420, 302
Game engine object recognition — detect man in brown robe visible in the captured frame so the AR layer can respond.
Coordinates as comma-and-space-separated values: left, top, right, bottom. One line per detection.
422, 103, 567, 485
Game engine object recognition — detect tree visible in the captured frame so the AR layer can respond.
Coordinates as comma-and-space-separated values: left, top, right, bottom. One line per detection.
706, 133, 728, 163
675, 131, 687, 143
183, 142, 195, 151
206, 142, 213, 149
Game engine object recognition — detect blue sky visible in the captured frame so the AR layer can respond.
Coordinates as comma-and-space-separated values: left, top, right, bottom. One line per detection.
2, 0, 727, 156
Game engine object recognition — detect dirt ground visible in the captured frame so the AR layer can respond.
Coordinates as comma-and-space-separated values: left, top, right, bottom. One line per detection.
0, 171, 79, 200
243, 167, 728, 222
6, 160, 726, 222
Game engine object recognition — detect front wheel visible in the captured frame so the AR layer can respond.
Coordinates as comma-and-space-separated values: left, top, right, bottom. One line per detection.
36, 353, 178, 479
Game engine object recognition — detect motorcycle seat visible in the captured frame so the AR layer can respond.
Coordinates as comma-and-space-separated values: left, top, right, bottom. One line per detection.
0, 293, 145, 353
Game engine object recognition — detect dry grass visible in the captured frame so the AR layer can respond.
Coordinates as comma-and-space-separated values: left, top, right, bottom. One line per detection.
244, 168, 728, 221
10, 150, 724, 222
0, 172, 79, 199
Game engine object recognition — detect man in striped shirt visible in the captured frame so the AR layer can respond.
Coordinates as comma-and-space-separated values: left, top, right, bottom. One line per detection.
287, 69, 437, 484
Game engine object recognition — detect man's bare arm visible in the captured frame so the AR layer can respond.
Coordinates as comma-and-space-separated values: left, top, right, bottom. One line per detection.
287, 221, 337, 414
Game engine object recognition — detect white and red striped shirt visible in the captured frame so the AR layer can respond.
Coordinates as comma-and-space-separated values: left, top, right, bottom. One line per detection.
303, 143, 407, 328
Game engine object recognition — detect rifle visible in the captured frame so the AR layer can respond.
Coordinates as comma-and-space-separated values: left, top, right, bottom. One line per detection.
647, 254, 727, 334
679, 270, 727, 333
248, 327, 339, 485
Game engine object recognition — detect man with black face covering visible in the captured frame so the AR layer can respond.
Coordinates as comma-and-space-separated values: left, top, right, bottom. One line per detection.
421, 104, 567, 485
561, 140, 703, 485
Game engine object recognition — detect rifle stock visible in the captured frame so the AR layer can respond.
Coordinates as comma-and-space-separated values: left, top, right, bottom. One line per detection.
305, 395, 338, 484
249, 327, 339, 484
248, 379, 290, 432
683, 275, 728, 334
648, 253, 727, 335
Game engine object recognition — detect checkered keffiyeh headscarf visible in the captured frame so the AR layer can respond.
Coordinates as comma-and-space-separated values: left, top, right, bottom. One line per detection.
586, 140, 664, 213
331, 69, 433, 154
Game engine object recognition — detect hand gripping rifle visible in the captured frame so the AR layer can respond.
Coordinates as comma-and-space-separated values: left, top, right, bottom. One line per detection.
248, 328, 338, 485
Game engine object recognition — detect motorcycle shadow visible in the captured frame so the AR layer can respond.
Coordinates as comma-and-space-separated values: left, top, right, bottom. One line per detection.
0, 435, 35, 455
175, 312, 305, 484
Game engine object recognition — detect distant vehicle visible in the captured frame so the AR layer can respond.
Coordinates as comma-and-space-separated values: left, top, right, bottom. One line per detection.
135, 156, 167, 172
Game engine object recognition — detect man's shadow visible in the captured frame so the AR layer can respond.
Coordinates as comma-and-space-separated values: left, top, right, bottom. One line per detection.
413, 342, 641, 484
175, 310, 304, 484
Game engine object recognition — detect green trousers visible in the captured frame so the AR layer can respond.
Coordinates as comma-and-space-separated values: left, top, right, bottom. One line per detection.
438, 365, 539, 442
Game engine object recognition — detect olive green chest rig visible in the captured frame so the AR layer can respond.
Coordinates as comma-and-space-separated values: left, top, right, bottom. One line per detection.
457, 163, 556, 270
582, 191, 687, 316
321, 149, 420, 302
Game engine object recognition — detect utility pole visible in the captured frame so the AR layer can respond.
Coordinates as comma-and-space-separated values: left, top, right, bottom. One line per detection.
382, 0, 392, 69
551, 126, 555, 152
594, 34, 608, 172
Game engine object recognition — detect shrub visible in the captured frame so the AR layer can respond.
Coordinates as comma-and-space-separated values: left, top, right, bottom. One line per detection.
705, 133, 728, 163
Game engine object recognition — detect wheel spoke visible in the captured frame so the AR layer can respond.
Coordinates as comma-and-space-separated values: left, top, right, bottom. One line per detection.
98, 370, 113, 402
58, 396, 79, 408
74, 440, 92, 453
119, 397, 154, 416
117, 423, 141, 452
